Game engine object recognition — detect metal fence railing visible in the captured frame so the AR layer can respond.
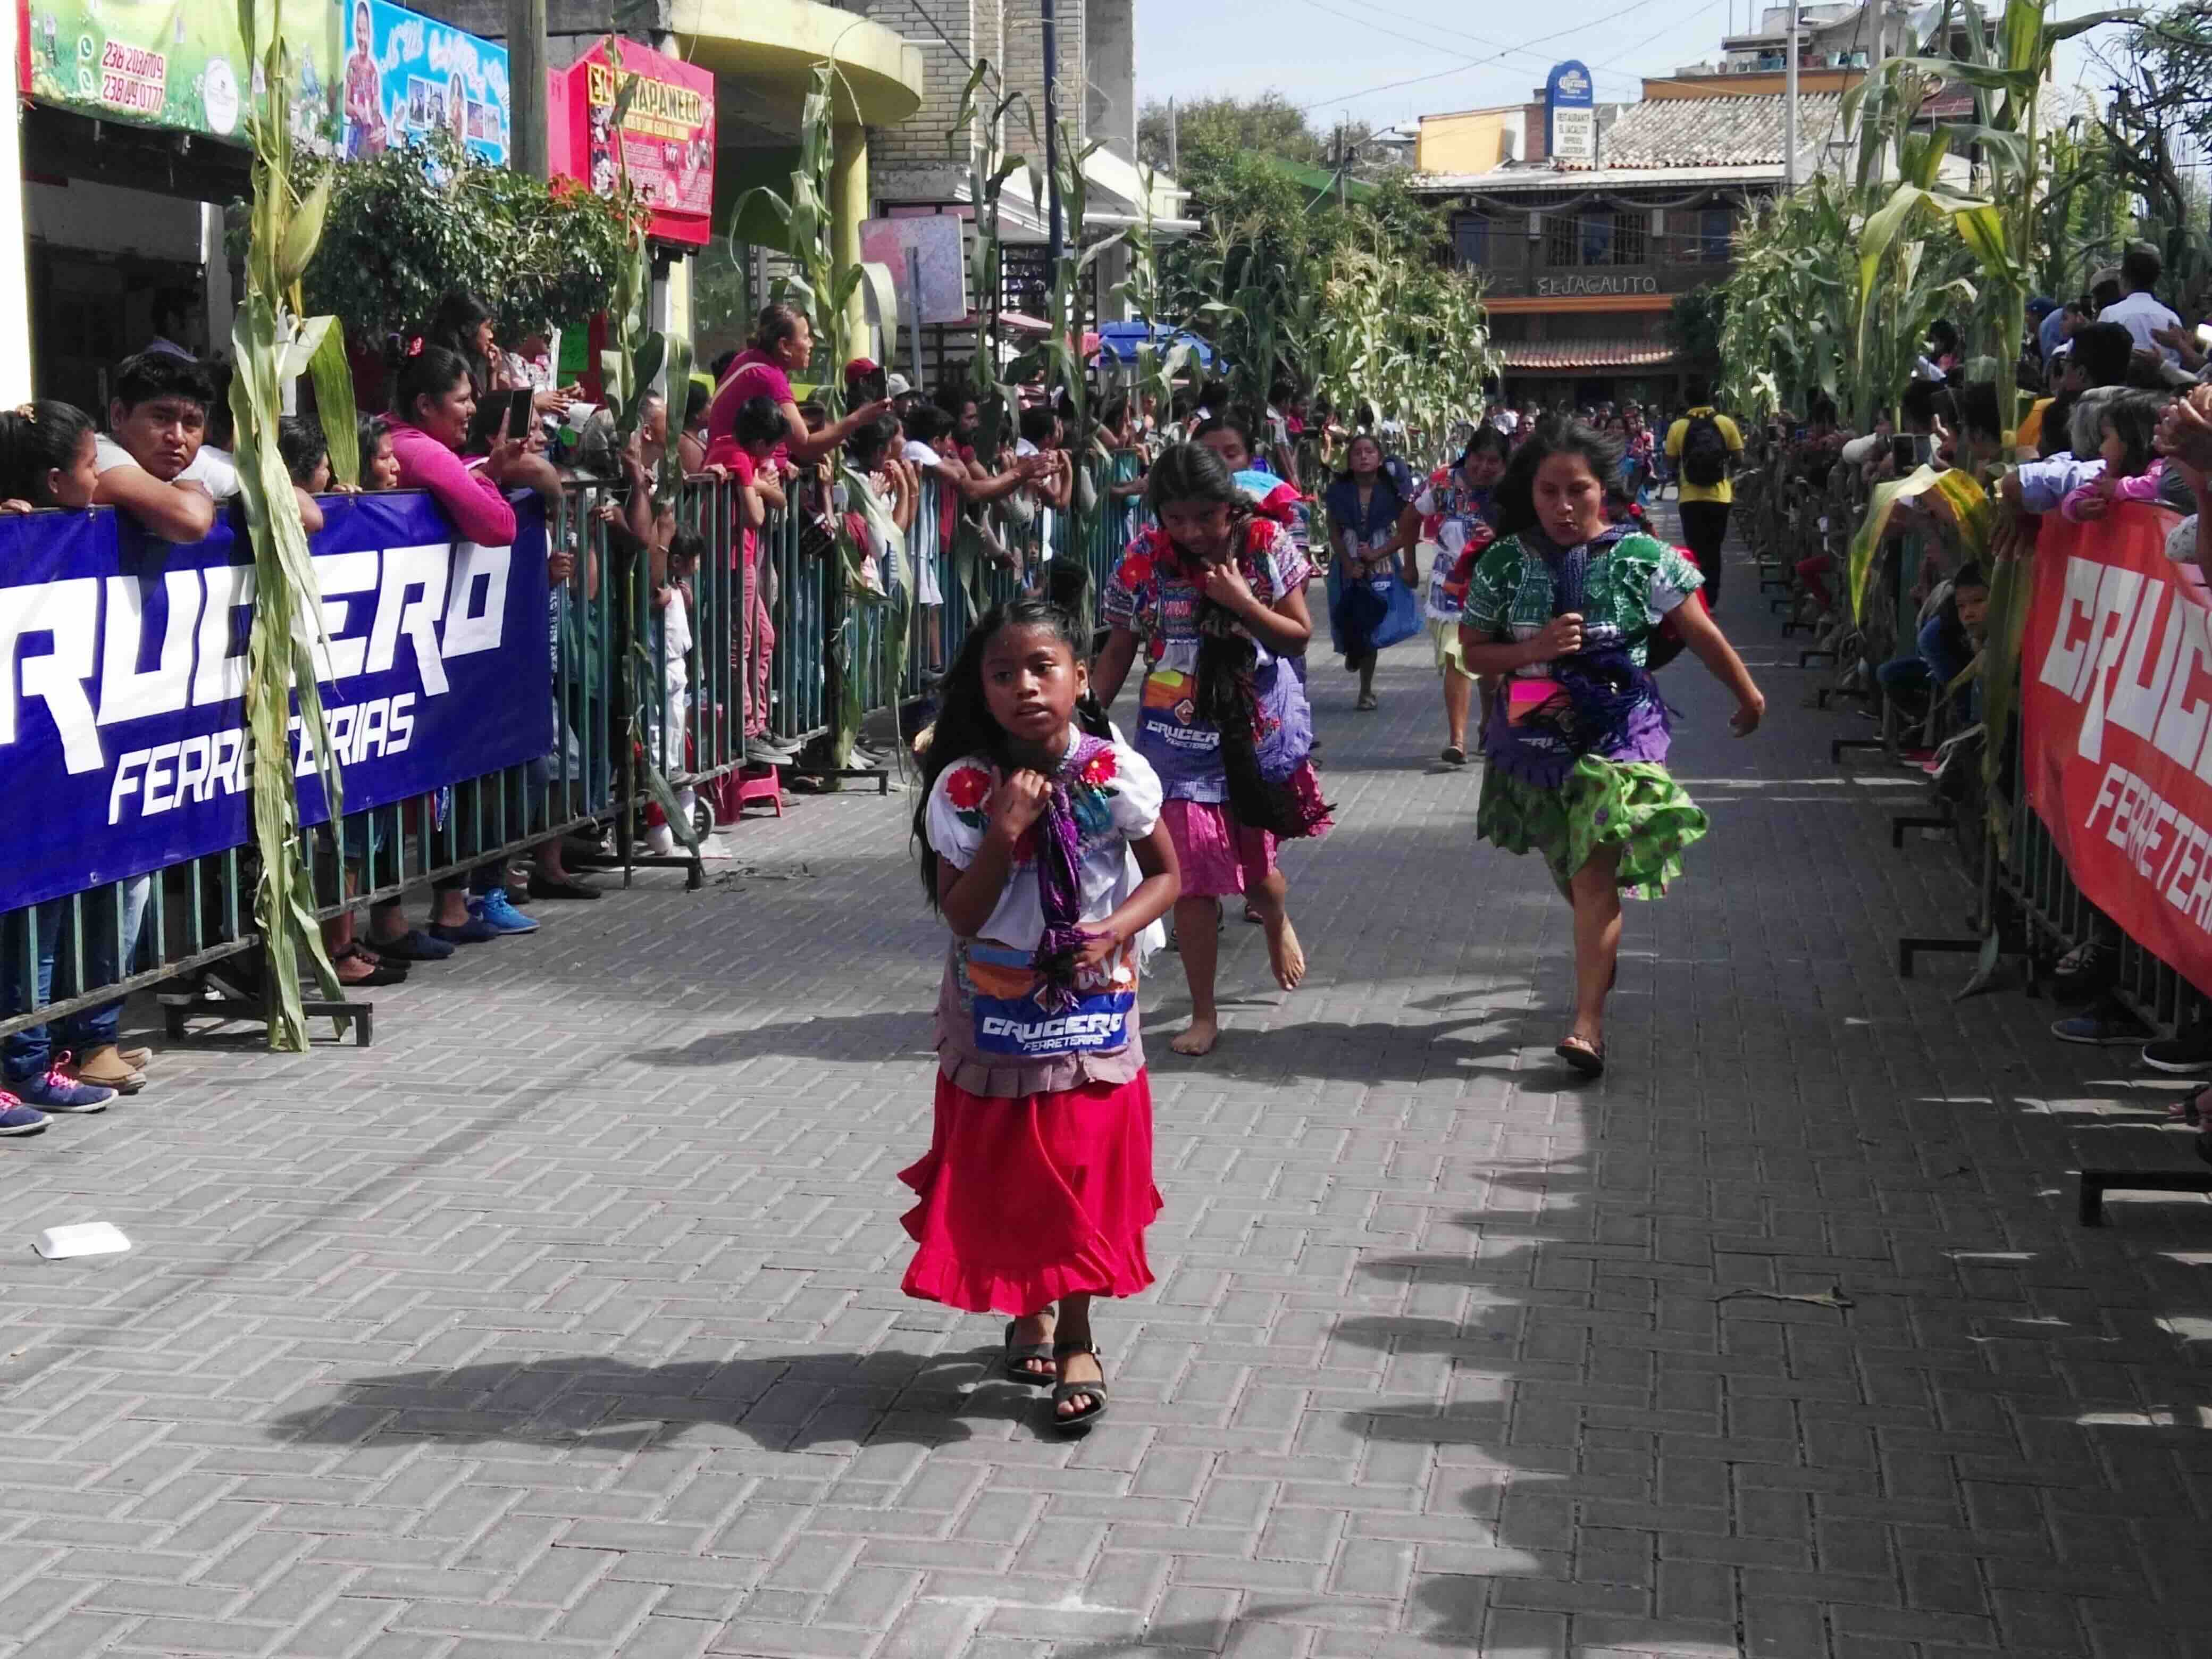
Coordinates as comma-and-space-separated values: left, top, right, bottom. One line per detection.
0, 455, 1156, 1050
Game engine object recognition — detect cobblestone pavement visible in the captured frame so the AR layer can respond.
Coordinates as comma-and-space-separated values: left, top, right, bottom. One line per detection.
4, 508, 2211, 1659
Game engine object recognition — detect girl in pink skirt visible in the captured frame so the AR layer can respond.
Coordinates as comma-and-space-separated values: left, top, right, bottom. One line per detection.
1093, 443, 1331, 1057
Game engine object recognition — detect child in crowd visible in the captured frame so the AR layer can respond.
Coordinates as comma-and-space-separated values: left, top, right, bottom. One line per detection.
904, 595, 1179, 1432
357, 414, 400, 490
644, 531, 702, 858
1411, 426, 1509, 765
1876, 562, 1989, 716
1092, 443, 1330, 1057
0, 400, 150, 1128
2063, 389, 2171, 523
0, 400, 100, 515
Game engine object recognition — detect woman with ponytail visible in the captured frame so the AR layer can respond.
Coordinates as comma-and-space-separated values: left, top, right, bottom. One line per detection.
0, 401, 100, 512
704, 301, 893, 466
1092, 443, 1329, 1057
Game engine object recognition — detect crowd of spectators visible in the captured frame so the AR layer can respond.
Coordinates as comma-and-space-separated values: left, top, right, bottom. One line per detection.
1742, 238, 2212, 1068
0, 296, 1292, 1141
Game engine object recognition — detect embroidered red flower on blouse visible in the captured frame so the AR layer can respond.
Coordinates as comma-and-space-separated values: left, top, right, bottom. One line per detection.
1079, 749, 1118, 787
1117, 549, 1155, 589
944, 766, 991, 810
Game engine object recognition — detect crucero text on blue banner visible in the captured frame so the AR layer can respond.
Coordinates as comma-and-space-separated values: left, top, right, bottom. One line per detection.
0, 491, 551, 914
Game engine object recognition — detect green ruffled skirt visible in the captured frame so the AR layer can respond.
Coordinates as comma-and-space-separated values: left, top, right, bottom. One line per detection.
1477, 756, 1707, 899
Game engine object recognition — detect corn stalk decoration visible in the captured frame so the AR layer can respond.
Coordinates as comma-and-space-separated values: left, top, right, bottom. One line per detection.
731, 59, 908, 775
1111, 166, 1199, 441
230, 0, 357, 1049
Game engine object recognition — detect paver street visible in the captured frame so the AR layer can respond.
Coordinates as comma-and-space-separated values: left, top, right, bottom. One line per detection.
4, 521, 2210, 1659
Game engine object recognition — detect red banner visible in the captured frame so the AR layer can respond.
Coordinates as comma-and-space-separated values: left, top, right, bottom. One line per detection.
550, 37, 713, 248
2022, 502, 2210, 992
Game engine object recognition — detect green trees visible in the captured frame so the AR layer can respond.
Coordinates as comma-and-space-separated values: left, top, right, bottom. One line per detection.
1162, 153, 1493, 441
301, 134, 635, 350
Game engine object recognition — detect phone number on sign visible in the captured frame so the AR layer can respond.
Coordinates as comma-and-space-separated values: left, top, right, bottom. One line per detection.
98, 41, 167, 114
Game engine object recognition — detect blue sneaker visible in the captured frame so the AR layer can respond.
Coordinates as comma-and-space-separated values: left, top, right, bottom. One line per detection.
2052, 1003, 2156, 1046
467, 891, 538, 936
13, 1063, 113, 1115
0, 1095, 49, 1136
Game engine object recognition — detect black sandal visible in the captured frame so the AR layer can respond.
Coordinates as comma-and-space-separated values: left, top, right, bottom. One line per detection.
1002, 1320, 1055, 1386
336, 946, 408, 988
1049, 1341, 1108, 1433
1555, 1034, 1605, 1077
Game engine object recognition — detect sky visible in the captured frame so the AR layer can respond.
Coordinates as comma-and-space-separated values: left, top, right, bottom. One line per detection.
1132, 0, 2132, 139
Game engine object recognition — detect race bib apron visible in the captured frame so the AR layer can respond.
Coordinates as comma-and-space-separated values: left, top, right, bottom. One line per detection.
961, 939, 1137, 1060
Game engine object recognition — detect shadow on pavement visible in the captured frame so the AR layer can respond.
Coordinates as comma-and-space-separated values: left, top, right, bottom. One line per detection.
266, 1348, 1087, 1453
625, 1012, 937, 1069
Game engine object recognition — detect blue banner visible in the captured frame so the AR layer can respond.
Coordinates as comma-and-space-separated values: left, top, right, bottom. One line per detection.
341, 0, 510, 164
0, 491, 551, 914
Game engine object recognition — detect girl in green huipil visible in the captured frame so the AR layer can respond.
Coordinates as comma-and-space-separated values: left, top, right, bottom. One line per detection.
1458, 417, 1765, 1078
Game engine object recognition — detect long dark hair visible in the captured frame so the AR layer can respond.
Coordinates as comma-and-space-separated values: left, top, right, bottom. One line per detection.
425, 289, 495, 396
2095, 389, 2169, 477
1333, 429, 1389, 487
1495, 416, 1625, 540
1144, 441, 1253, 557
0, 400, 95, 505
1194, 411, 1258, 460
912, 596, 1102, 908
1459, 426, 1511, 468
392, 345, 474, 429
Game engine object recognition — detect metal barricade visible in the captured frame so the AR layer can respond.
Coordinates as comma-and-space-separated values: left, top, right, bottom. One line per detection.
0, 456, 1157, 1047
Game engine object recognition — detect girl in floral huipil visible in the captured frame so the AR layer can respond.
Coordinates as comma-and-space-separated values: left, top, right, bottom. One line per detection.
1093, 445, 1330, 1058
1459, 418, 1765, 1078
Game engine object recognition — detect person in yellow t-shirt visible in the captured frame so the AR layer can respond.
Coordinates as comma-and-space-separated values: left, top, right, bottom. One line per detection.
1664, 388, 1744, 611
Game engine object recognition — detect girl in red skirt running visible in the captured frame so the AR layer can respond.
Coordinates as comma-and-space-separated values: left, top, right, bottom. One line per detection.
903, 596, 1180, 1432
1093, 443, 1331, 1056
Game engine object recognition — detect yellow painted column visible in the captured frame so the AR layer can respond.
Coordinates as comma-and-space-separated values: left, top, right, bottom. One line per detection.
830, 121, 870, 351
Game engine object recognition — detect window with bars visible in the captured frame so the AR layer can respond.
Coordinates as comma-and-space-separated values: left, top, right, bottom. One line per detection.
1698, 206, 1735, 263
1611, 210, 1647, 266
1545, 212, 1577, 268
1453, 214, 1491, 271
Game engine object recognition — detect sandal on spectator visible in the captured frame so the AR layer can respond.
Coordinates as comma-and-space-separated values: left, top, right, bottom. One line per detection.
335, 947, 407, 988
528, 873, 602, 901
368, 928, 455, 962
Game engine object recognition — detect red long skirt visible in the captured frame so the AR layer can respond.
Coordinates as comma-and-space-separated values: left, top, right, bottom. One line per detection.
898, 1071, 1161, 1315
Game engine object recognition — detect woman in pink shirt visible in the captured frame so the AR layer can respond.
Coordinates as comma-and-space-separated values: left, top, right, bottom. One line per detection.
364, 344, 543, 958
706, 303, 893, 465
384, 345, 521, 545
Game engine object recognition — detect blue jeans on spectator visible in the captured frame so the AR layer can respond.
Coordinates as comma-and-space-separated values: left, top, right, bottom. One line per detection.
1878, 615, 1973, 717
2, 874, 152, 1083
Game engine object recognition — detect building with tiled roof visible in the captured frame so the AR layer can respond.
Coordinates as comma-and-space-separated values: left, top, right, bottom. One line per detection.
1409, 87, 1855, 408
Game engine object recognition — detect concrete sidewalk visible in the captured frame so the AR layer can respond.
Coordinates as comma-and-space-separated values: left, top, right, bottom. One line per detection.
1, 512, 2208, 1658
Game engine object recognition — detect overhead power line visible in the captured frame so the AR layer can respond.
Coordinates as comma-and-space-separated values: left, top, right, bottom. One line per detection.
1292, 0, 1738, 116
